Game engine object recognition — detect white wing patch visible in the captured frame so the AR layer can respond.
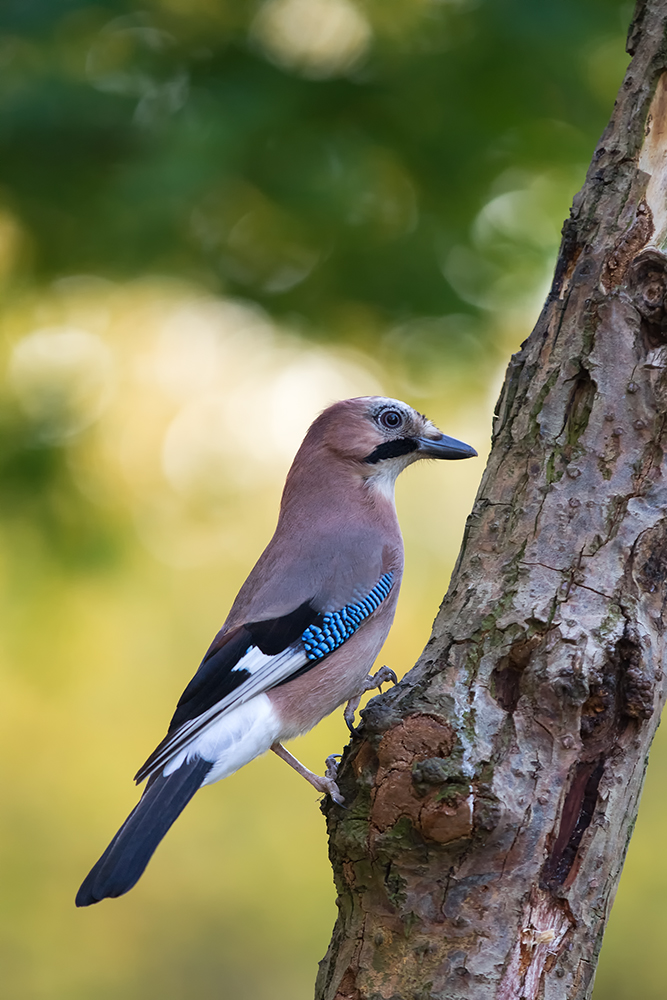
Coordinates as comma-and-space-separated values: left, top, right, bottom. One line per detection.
164, 694, 282, 786
230, 647, 273, 675
141, 643, 308, 780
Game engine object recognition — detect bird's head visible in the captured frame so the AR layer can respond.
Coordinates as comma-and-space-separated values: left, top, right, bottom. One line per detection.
300, 396, 477, 496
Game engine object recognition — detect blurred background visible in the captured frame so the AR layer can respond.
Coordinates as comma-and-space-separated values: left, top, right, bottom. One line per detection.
0, 1, 659, 997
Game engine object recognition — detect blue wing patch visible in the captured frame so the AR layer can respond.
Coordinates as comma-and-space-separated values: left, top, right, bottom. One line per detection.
301, 572, 394, 660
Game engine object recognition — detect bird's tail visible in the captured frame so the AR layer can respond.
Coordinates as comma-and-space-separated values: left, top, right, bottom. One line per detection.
76, 756, 212, 907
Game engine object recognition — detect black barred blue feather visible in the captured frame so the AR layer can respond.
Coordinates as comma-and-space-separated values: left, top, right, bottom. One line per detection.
301, 573, 394, 660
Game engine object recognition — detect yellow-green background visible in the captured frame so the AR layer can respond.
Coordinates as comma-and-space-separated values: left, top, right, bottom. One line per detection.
0, 1, 660, 997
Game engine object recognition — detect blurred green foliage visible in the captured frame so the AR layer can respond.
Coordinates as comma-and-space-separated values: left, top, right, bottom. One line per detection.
1, 2, 662, 1000
2, 0, 630, 331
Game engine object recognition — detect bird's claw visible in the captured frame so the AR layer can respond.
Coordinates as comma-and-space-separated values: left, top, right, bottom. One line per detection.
325, 754, 341, 779
321, 756, 345, 805
373, 665, 398, 690
343, 665, 398, 733
344, 699, 361, 734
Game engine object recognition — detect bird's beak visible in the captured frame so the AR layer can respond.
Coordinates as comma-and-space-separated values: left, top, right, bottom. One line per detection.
416, 433, 478, 460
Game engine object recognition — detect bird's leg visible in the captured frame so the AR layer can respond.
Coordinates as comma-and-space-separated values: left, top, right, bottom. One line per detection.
271, 743, 345, 805
343, 665, 398, 733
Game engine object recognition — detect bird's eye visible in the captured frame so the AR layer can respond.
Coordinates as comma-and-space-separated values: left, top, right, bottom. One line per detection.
379, 409, 403, 430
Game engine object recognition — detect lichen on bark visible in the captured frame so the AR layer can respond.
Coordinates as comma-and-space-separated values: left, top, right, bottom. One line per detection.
315, 3, 667, 998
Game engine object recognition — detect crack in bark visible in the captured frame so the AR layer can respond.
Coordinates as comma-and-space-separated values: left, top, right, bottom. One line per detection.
521, 559, 616, 601
567, 580, 615, 600
542, 758, 606, 888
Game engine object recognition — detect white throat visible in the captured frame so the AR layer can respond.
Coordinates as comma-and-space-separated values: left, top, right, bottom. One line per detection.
364, 455, 416, 501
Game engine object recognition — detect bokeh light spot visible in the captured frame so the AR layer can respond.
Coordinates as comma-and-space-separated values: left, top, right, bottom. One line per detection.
251, 0, 372, 79
9, 327, 115, 442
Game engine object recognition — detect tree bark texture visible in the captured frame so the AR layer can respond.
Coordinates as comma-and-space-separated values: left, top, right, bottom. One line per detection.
316, 4, 667, 998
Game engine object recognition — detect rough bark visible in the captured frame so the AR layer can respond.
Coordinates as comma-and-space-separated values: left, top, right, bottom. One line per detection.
315, 3, 667, 998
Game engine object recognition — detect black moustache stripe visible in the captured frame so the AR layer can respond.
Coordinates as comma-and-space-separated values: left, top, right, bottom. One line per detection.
364, 438, 419, 464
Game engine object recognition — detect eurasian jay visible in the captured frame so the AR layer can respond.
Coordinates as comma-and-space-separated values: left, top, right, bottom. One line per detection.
76, 396, 476, 906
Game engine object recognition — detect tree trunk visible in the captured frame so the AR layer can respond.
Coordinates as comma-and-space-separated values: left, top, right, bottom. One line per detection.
315, 3, 667, 998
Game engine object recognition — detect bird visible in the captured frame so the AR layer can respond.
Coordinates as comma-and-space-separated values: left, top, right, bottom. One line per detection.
75, 395, 476, 906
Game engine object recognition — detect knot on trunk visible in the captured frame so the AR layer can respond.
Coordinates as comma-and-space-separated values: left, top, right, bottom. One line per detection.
368, 715, 473, 846
491, 634, 542, 713
581, 628, 652, 746
627, 247, 667, 333
617, 633, 653, 720
602, 200, 654, 289
626, 248, 667, 373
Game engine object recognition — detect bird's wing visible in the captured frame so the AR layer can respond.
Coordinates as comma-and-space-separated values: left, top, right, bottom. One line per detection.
134, 571, 395, 784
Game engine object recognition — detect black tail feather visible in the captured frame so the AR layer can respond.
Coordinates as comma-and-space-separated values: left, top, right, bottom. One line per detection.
76, 756, 212, 906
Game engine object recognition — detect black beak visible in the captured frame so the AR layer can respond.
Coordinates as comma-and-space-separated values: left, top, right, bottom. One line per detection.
416, 433, 478, 460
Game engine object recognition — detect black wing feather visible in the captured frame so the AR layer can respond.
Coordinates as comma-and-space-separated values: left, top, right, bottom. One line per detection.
246, 599, 322, 654
168, 627, 254, 733
135, 600, 322, 783
170, 599, 321, 731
